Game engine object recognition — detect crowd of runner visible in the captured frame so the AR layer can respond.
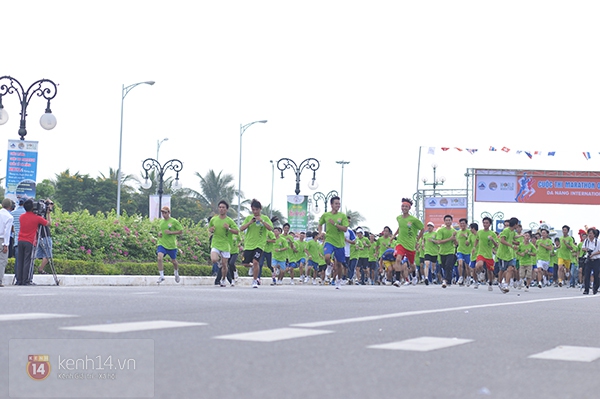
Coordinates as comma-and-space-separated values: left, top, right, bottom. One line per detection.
199, 197, 599, 294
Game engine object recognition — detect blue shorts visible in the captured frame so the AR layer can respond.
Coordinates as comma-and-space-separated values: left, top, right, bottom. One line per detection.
287, 262, 298, 269
456, 253, 471, 264
297, 258, 306, 265
157, 245, 177, 259
307, 259, 319, 268
35, 237, 53, 258
273, 259, 287, 269
497, 259, 516, 272
324, 243, 345, 264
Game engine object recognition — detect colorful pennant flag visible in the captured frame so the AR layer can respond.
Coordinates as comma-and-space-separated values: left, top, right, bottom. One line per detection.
427, 147, 435, 155
501, 147, 510, 152
466, 149, 478, 155
548, 151, 556, 156
455, 147, 463, 152
441, 147, 450, 151
489, 146, 497, 151
583, 152, 591, 160
524, 151, 533, 159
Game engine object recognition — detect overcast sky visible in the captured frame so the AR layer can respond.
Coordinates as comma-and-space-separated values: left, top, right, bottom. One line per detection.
2, 1, 600, 234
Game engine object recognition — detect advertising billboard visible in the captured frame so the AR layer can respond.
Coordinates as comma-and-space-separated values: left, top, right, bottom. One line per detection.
475, 169, 600, 205
423, 196, 467, 227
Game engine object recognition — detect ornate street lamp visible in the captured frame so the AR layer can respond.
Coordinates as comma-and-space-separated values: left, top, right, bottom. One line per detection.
313, 190, 339, 213
422, 163, 445, 196
141, 158, 183, 218
276, 158, 320, 195
0, 76, 58, 140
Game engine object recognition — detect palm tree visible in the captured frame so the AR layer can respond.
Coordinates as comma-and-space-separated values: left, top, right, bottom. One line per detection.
193, 170, 238, 217
345, 209, 365, 228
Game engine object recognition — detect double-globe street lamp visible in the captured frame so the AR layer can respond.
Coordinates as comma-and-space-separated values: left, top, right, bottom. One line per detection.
116, 80, 155, 217
237, 120, 268, 225
0, 76, 58, 140
141, 158, 183, 218
276, 158, 320, 195
313, 190, 339, 213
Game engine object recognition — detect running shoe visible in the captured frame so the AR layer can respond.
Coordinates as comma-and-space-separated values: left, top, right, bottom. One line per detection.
175, 274, 180, 284
157, 276, 165, 284
252, 280, 258, 288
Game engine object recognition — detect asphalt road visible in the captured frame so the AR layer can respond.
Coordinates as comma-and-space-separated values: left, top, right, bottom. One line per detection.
1, 282, 599, 399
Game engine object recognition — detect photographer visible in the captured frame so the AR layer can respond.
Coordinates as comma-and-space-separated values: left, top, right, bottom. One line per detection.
15, 199, 49, 286
581, 227, 600, 295
36, 199, 54, 274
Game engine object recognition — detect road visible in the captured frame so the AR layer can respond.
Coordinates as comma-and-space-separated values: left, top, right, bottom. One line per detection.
1, 282, 599, 399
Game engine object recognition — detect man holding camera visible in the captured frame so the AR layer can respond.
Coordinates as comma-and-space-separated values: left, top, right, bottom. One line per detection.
36, 199, 54, 274
16, 199, 49, 285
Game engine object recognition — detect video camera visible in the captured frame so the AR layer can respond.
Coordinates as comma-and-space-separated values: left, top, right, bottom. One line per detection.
32, 199, 53, 218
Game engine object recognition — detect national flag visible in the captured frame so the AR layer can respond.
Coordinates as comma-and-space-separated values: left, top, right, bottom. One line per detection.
547, 151, 556, 156
524, 151, 533, 159
516, 150, 523, 155
441, 147, 450, 151
427, 147, 435, 155
455, 147, 463, 152
489, 146, 497, 151
501, 147, 510, 152
583, 152, 591, 160
534, 151, 540, 155
466, 148, 478, 155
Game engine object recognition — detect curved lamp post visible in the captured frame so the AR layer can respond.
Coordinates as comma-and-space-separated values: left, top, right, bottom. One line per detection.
141, 158, 183, 218
422, 163, 446, 196
313, 190, 339, 213
0, 76, 58, 140
237, 119, 267, 225
156, 137, 169, 160
116, 80, 155, 217
276, 157, 320, 195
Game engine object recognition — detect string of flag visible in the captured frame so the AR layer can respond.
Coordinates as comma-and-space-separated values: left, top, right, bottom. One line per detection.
426, 147, 596, 160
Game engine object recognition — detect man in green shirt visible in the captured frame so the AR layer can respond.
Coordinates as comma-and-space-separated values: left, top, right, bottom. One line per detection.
318, 196, 349, 289
456, 218, 474, 286
556, 225, 575, 287
516, 231, 536, 291
474, 217, 498, 291
156, 206, 183, 284
433, 214, 457, 288
208, 200, 240, 287
240, 199, 274, 288
392, 198, 424, 287
535, 228, 553, 288
496, 217, 519, 293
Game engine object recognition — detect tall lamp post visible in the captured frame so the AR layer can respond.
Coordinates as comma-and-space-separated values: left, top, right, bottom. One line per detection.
276, 158, 320, 195
422, 163, 445, 196
313, 190, 339, 213
0, 76, 58, 139
336, 160, 350, 200
116, 80, 155, 217
237, 120, 267, 225
140, 158, 183, 219
269, 160, 275, 218
156, 137, 169, 160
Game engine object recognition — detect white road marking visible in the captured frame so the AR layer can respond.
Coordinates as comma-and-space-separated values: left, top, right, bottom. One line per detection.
61, 320, 206, 333
292, 295, 596, 328
369, 336, 473, 352
17, 294, 57, 297
0, 313, 76, 321
215, 327, 333, 342
529, 346, 600, 362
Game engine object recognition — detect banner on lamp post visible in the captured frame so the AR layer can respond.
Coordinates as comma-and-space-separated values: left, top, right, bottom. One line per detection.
149, 195, 171, 221
5, 140, 39, 202
287, 195, 308, 232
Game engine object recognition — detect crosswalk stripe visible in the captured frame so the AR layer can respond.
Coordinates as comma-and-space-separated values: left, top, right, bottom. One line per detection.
0, 313, 76, 321
529, 346, 600, 362
61, 320, 206, 333
369, 336, 473, 352
215, 327, 333, 342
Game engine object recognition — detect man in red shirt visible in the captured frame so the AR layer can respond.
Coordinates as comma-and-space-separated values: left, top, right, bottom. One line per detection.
16, 199, 49, 285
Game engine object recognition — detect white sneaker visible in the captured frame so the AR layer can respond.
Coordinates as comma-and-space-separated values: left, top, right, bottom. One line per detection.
393, 280, 401, 287
442, 280, 447, 288
252, 280, 258, 288
325, 265, 333, 278
488, 284, 493, 291
220, 280, 226, 287
230, 280, 235, 287
290, 279, 295, 285
157, 276, 165, 284
335, 279, 341, 289
234, 271, 239, 281
248, 268, 253, 276
457, 276, 464, 285
175, 274, 180, 283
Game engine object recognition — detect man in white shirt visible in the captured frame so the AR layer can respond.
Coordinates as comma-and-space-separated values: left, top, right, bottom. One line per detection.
0, 198, 15, 287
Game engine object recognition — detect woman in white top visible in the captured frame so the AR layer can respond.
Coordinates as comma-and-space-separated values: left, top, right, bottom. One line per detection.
581, 228, 600, 295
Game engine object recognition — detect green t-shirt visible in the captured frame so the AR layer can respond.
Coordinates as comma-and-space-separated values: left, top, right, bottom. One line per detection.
272, 235, 290, 262
517, 242, 536, 266
435, 227, 456, 256
536, 238, 553, 262
356, 236, 370, 258
476, 230, 497, 259
306, 240, 325, 265
230, 233, 241, 255
496, 228, 516, 261
423, 231, 439, 256
242, 214, 273, 250
456, 229, 473, 254
377, 236, 394, 257
395, 215, 424, 251
264, 230, 276, 253
291, 240, 307, 263
319, 211, 348, 248
208, 215, 238, 252
368, 240, 378, 261
557, 236, 575, 260
157, 217, 183, 250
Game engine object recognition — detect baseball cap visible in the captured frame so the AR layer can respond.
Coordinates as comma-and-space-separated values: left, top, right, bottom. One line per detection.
161, 206, 170, 213
427, 222, 435, 227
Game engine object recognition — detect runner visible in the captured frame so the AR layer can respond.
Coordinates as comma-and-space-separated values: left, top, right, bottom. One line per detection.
240, 199, 274, 288
535, 228, 553, 288
208, 200, 239, 287
422, 222, 438, 285
434, 214, 457, 288
317, 196, 349, 289
496, 217, 519, 293
556, 225, 575, 287
392, 198, 424, 287
516, 231, 536, 291
473, 217, 498, 291
455, 218, 474, 286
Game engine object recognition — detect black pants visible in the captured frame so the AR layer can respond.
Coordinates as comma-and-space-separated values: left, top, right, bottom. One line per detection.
440, 254, 456, 284
214, 254, 238, 285
16, 241, 33, 285
583, 258, 600, 294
